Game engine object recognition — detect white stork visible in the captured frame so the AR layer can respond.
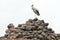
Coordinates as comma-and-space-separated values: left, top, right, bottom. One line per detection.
31, 5, 40, 16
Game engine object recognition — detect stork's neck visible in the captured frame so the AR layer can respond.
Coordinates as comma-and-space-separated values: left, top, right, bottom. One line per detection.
32, 6, 35, 10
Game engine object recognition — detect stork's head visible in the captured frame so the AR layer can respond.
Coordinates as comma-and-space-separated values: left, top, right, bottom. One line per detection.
31, 5, 34, 7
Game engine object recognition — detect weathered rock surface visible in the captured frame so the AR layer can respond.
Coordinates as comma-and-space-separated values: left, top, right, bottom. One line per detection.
0, 18, 60, 40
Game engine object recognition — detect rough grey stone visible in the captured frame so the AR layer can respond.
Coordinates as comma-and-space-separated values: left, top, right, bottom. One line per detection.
0, 18, 60, 40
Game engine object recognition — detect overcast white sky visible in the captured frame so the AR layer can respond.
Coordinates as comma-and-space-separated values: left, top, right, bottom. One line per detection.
0, 0, 59, 36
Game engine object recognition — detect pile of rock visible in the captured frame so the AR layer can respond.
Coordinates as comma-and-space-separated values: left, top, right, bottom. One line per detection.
0, 18, 60, 40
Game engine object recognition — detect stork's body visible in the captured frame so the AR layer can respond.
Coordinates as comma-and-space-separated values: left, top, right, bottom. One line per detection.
32, 5, 40, 16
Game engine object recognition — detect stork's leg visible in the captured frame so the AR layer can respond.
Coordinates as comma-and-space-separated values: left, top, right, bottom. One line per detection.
34, 14, 37, 18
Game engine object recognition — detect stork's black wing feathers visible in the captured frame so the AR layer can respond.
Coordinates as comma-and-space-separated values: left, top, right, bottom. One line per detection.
35, 10, 40, 16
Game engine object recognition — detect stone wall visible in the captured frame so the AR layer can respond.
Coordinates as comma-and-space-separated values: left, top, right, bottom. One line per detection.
0, 18, 60, 40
